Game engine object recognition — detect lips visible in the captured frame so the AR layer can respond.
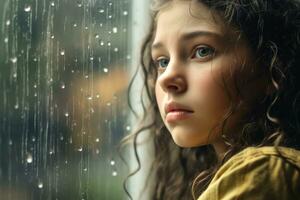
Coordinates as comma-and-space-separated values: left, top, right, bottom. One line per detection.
164, 102, 194, 123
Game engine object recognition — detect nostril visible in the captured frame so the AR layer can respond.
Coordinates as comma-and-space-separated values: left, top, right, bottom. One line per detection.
167, 85, 179, 92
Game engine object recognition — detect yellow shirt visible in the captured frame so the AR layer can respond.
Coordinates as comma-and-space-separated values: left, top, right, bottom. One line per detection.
198, 146, 300, 200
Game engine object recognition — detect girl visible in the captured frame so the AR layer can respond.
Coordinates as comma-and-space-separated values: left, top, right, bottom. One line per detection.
125, 0, 300, 199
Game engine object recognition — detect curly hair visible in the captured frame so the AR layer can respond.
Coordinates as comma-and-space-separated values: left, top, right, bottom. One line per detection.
122, 0, 300, 199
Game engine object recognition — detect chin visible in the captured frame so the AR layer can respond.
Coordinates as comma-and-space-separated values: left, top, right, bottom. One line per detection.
171, 135, 206, 148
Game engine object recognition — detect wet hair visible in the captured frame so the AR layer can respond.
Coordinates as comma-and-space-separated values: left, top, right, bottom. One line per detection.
122, 0, 300, 199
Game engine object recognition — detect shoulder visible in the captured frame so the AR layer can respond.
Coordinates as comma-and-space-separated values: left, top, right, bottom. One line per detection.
198, 146, 300, 200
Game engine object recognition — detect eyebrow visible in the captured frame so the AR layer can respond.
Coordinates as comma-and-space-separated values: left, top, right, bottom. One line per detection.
151, 31, 222, 50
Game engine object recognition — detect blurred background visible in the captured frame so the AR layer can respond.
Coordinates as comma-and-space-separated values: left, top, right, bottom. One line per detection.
0, 0, 151, 199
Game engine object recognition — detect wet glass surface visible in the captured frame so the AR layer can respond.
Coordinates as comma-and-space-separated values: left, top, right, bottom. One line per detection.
0, 0, 132, 199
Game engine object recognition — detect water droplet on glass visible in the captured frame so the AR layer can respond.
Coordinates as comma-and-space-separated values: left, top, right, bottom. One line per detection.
85, 26, 88, 30
10, 57, 17, 63
61, 83, 65, 89
64, 112, 69, 117
106, 102, 111, 107
103, 68, 108, 73
82, 131, 86, 135
89, 57, 94, 61
98, 9, 104, 13
96, 94, 100, 98
60, 136, 64, 141
78, 147, 83, 152
13, 73, 17, 78
32, 137, 36, 142
100, 40, 104, 46
34, 93, 37, 97
6, 20, 11, 26
77, 2, 82, 7
112, 27, 118, 33
14, 104, 19, 109
95, 138, 100, 143
95, 34, 99, 39
51, 35, 55, 39
33, 84, 37, 88
49, 150, 54, 155
26, 154, 33, 163
73, 23, 77, 28
110, 160, 115, 166
33, 57, 38, 62
108, 2, 113, 6
108, 15, 112, 19
126, 126, 131, 131
112, 171, 118, 176
50, 1, 55, 6
85, 75, 89, 79
4, 37, 8, 43
38, 182, 43, 189
60, 50, 65, 56
8, 140, 13, 146
107, 42, 111, 46
87, 96, 92, 100
126, 55, 131, 60
24, 5, 32, 12
83, 168, 87, 172
114, 47, 118, 52
123, 11, 128, 16
96, 149, 100, 154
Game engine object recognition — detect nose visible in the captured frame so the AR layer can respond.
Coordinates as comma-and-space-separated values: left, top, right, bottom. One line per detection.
156, 60, 187, 94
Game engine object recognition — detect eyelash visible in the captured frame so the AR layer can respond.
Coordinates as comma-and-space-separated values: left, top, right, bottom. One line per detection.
154, 45, 215, 70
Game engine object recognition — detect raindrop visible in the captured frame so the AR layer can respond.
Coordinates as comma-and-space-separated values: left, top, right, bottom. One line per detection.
8, 140, 13, 146
50, 1, 55, 6
26, 153, 33, 163
60, 50, 65, 56
24, 5, 32, 12
10, 57, 17, 63
108, 15, 112, 19
61, 83, 65, 89
95, 34, 99, 39
95, 138, 100, 143
14, 104, 19, 109
96, 94, 100, 98
113, 47, 118, 52
33, 84, 37, 88
107, 42, 111, 46
126, 55, 131, 60
83, 168, 87, 172
51, 35, 55, 39
100, 40, 104, 46
73, 23, 77, 28
32, 137, 36, 142
6, 20, 11, 26
85, 75, 89, 79
82, 131, 86, 135
38, 182, 43, 189
78, 147, 83, 152
34, 93, 37, 97
13, 73, 17, 78
87, 96, 92, 100
96, 149, 100, 154
60, 136, 64, 141
108, 2, 113, 6
106, 102, 111, 107
4, 37, 8, 43
98, 9, 105, 13
64, 112, 69, 117
126, 126, 131, 131
110, 160, 115, 166
123, 11, 128, 16
33, 58, 38, 62
103, 68, 108, 73
89, 57, 94, 61
77, 2, 82, 7
85, 26, 88, 30
112, 171, 118, 176
112, 27, 118, 33
49, 150, 54, 155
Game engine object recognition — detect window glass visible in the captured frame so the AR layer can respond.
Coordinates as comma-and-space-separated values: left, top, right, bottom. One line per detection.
0, 0, 132, 199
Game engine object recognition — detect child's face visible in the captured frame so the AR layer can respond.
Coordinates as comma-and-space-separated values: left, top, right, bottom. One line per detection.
152, 1, 254, 149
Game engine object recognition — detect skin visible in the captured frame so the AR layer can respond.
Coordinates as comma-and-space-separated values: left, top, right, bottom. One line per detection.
152, 1, 259, 157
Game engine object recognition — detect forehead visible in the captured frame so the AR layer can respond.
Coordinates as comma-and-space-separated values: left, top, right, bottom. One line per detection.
154, 1, 224, 42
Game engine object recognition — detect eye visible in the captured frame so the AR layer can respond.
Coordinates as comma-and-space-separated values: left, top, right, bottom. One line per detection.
192, 45, 215, 60
155, 57, 170, 69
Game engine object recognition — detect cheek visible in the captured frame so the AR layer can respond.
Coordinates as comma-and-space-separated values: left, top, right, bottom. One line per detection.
155, 83, 164, 114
